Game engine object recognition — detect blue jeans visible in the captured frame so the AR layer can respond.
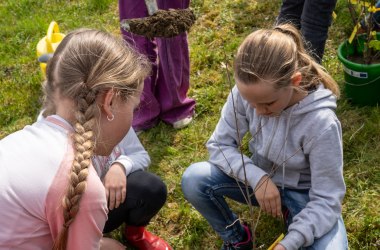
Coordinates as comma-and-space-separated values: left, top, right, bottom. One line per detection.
276, 0, 337, 63
181, 162, 348, 249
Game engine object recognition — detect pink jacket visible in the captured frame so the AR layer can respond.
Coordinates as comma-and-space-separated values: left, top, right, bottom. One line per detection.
0, 115, 108, 249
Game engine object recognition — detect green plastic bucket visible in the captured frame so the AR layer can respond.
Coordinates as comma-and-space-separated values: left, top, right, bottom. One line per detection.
337, 36, 380, 106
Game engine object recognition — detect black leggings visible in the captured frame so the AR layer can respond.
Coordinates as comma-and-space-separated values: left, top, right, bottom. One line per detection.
103, 171, 167, 233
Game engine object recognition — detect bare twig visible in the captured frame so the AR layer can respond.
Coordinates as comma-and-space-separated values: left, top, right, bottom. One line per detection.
217, 44, 319, 249
221, 44, 257, 246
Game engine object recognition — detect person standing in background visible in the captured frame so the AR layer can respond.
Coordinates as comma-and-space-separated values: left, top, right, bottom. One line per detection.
119, 0, 196, 133
276, 0, 338, 63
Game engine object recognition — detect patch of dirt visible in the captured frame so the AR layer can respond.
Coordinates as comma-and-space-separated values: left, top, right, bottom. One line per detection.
126, 8, 196, 38
347, 54, 380, 64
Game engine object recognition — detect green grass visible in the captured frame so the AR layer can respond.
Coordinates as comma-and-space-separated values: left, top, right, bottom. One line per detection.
1, 0, 379, 249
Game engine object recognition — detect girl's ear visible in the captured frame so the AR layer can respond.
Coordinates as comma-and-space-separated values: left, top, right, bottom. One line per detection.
100, 89, 115, 118
291, 72, 302, 87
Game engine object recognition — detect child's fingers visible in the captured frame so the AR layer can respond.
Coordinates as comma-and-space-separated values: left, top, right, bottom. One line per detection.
274, 196, 282, 217
267, 195, 282, 218
112, 186, 126, 209
121, 186, 126, 204
263, 197, 279, 217
114, 190, 121, 209
261, 198, 273, 215
255, 176, 282, 217
262, 187, 281, 217
260, 200, 268, 214
276, 197, 282, 217
269, 197, 279, 217
108, 188, 116, 210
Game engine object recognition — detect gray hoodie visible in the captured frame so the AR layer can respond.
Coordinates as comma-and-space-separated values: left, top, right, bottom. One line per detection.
207, 84, 345, 249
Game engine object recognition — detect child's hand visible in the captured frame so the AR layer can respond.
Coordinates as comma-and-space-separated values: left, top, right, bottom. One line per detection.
103, 163, 127, 210
255, 176, 281, 218
273, 244, 286, 250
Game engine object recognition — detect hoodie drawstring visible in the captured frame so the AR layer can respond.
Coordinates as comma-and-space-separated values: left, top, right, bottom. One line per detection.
282, 105, 296, 190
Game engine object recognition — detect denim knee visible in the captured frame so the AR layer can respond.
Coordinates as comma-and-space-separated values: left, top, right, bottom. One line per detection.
181, 162, 209, 201
305, 216, 348, 250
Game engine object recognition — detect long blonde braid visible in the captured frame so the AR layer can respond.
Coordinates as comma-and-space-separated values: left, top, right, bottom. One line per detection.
53, 90, 97, 250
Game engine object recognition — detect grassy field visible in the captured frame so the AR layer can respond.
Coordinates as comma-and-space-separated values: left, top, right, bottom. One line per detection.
1, 0, 379, 249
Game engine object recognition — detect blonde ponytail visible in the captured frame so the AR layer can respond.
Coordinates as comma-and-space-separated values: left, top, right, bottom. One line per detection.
234, 23, 340, 97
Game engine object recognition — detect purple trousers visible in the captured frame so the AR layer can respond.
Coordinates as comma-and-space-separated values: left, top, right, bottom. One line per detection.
119, 0, 196, 131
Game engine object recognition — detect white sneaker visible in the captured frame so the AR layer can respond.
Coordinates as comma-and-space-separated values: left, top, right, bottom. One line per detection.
173, 116, 193, 129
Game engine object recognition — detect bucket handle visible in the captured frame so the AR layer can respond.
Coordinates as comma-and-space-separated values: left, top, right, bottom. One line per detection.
46, 21, 60, 52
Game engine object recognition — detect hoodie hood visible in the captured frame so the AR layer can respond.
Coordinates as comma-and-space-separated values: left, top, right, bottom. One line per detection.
290, 84, 337, 116
274, 84, 337, 188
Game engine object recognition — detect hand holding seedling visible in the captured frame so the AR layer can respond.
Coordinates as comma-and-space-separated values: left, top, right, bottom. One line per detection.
103, 163, 127, 210
255, 176, 282, 218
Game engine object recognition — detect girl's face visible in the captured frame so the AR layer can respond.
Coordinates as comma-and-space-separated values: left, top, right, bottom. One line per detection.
112, 88, 142, 142
96, 84, 143, 156
236, 80, 295, 116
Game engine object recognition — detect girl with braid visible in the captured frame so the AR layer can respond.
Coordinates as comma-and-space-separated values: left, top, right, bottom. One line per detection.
182, 24, 348, 250
38, 107, 171, 249
0, 29, 169, 249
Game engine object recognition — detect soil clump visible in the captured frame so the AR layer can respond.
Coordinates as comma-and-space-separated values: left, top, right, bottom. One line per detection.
124, 9, 196, 38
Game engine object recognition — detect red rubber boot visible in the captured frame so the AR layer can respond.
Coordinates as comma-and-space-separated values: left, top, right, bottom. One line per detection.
125, 226, 172, 250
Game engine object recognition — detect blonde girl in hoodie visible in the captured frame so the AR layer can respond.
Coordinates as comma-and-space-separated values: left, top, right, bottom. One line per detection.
182, 24, 347, 250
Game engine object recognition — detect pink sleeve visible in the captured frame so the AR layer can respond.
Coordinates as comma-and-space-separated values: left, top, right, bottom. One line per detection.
46, 145, 108, 249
